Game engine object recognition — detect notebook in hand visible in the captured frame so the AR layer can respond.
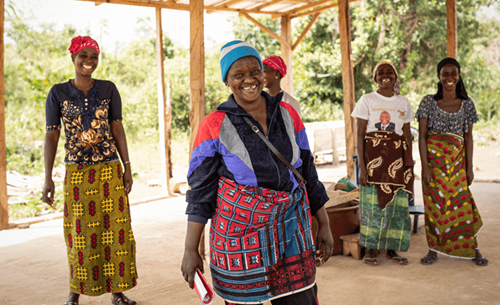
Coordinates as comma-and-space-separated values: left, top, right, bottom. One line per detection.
193, 269, 214, 305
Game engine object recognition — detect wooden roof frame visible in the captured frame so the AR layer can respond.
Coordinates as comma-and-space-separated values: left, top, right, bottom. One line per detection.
0, 0, 459, 230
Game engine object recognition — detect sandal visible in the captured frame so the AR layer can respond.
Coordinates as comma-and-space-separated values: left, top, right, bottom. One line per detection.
63, 292, 79, 305
363, 257, 378, 266
473, 256, 489, 266
63, 302, 78, 305
386, 254, 408, 265
420, 255, 438, 265
111, 293, 137, 305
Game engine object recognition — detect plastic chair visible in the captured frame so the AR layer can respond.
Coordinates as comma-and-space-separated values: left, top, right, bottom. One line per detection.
353, 157, 424, 233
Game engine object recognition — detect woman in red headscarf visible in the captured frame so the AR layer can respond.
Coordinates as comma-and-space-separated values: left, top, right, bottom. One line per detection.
263, 55, 301, 116
43, 36, 138, 305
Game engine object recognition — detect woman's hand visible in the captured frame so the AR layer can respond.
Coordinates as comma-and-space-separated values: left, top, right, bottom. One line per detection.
42, 178, 56, 209
123, 165, 133, 194
314, 206, 333, 265
467, 168, 474, 186
422, 165, 433, 185
181, 249, 204, 289
316, 222, 334, 264
358, 167, 369, 187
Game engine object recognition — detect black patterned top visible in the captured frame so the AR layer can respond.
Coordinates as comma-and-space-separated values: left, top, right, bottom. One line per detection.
45, 80, 122, 165
416, 95, 478, 136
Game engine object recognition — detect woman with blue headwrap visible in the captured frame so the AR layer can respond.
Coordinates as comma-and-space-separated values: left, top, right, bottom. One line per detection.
180, 40, 333, 304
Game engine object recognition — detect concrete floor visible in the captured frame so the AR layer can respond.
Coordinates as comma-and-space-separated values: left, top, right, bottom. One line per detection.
1, 180, 499, 305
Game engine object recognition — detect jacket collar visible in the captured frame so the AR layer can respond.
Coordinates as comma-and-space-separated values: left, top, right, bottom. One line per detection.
217, 91, 284, 116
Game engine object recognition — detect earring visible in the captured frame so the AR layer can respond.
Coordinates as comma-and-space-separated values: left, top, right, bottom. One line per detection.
275, 76, 278, 79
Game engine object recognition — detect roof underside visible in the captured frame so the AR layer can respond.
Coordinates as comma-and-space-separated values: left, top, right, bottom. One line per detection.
78, 0, 357, 19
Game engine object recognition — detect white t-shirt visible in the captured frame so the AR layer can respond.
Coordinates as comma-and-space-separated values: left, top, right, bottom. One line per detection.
268, 90, 301, 116
351, 91, 414, 136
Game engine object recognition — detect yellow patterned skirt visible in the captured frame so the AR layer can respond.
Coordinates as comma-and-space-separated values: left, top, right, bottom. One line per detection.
63, 161, 138, 296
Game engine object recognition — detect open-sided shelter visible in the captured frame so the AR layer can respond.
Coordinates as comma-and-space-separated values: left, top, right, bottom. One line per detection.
0, 0, 459, 229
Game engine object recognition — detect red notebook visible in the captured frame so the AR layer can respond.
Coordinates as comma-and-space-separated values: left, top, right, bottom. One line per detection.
193, 269, 214, 305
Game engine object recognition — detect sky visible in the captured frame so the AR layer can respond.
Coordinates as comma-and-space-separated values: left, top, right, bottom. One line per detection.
8, 0, 236, 53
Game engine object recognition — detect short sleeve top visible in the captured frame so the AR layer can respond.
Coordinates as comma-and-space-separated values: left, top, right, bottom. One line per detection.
415, 95, 478, 136
351, 91, 414, 136
45, 80, 122, 165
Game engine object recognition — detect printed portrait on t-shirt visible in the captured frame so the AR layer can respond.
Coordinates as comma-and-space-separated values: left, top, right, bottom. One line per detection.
374, 111, 395, 131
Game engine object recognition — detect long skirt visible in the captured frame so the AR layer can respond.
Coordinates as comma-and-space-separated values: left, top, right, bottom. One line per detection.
63, 161, 138, 296
360, 184, 411, 251
210, 177, 316, 304
423, 133, 483, 258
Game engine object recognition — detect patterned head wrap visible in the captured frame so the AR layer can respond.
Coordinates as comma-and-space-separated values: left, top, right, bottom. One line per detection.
68, 36, 100, 55
434, 57, 469, 100
373, 61, 401, 95
220, 40, 263, 82
262, 55, 287, 78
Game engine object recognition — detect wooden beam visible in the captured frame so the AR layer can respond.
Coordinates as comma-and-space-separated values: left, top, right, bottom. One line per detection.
287, 0, 333, 15
253, 0, 286, 12
338, 0, 356, 181
446, 0, 457, 59
155, 7, 174, 197
240, 12, 291, 48
281, 14, 294, 95
0, 0, 7, 230
292, 12, 320, 51
189, 0, 205, 157
79, 0, 313, 16
292, 2, 337, 18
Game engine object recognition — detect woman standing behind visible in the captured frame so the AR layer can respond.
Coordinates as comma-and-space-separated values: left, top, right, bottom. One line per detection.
43, 36, 138, 305
262, 55, 301, 116
417, 58, 487, 266
351, 61, 415, 266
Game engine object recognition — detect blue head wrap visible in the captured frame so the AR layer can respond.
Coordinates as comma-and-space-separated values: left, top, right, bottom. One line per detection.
220, 40, 263, 82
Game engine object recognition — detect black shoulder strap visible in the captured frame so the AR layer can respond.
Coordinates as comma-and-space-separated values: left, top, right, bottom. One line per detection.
242, 116, 306, 184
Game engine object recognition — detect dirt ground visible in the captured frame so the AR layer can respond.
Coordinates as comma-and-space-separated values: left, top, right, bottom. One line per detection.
1, 139, 500, 305
1, 178, 499, 305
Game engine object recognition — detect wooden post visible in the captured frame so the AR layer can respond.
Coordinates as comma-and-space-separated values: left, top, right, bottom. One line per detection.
189, 0, 205, 157
166, 79, 173, 181
446, 0, 457, 59
190, 0, 206, 259
155, 7, 173, 196
0, 0, 8, 230
281, 14, 293, 96
338, 0, 356, 181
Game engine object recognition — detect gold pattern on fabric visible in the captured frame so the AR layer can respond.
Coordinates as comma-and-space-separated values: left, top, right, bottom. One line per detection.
366, 156, 383, 176
372, 138, 382, 147
393, 140, 401, 149
63, 161, 138, 296
404, 168, 412, 184
380, 184, 392, 194
388, 158, 403, 179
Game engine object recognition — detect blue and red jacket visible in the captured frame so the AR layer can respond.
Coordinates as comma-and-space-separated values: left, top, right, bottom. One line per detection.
186, 92, 329, 223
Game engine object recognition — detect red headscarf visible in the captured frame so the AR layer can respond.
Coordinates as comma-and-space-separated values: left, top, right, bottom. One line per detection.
68, 36, 100, 55
263, 55, 287, 78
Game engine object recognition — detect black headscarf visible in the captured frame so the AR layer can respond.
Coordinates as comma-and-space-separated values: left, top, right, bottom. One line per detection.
434, 57, 469, 101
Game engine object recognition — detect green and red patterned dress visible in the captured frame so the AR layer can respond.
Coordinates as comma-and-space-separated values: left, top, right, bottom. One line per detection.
416, 95, 482, 258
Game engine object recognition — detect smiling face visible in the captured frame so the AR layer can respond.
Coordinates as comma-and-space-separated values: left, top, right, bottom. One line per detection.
380, 111, 391, 125
72, 47, 99, 77
438, 64, 460, 92
375, 64, 397, 89
225, 56, 264, 105
263, 64, 280, 89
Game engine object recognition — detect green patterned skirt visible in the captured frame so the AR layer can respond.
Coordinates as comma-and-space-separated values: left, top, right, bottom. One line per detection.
63, 160, 138, 296
360, 184, 411, 251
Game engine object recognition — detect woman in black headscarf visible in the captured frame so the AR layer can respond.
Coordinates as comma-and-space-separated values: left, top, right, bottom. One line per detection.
416, 58, 488, 266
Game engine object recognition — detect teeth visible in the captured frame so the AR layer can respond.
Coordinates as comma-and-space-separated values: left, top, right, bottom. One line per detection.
383, 79, 390, 83
83, 65, 93, 69
447, 82, 453, 85
243, 85, 257, 91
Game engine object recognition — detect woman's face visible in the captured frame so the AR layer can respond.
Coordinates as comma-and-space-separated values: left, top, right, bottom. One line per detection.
439, 64, 460, 92
72, 47, 99, 76
375, 64, 396, 89
263, 64, 279, 89
226, 56, 264, 105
